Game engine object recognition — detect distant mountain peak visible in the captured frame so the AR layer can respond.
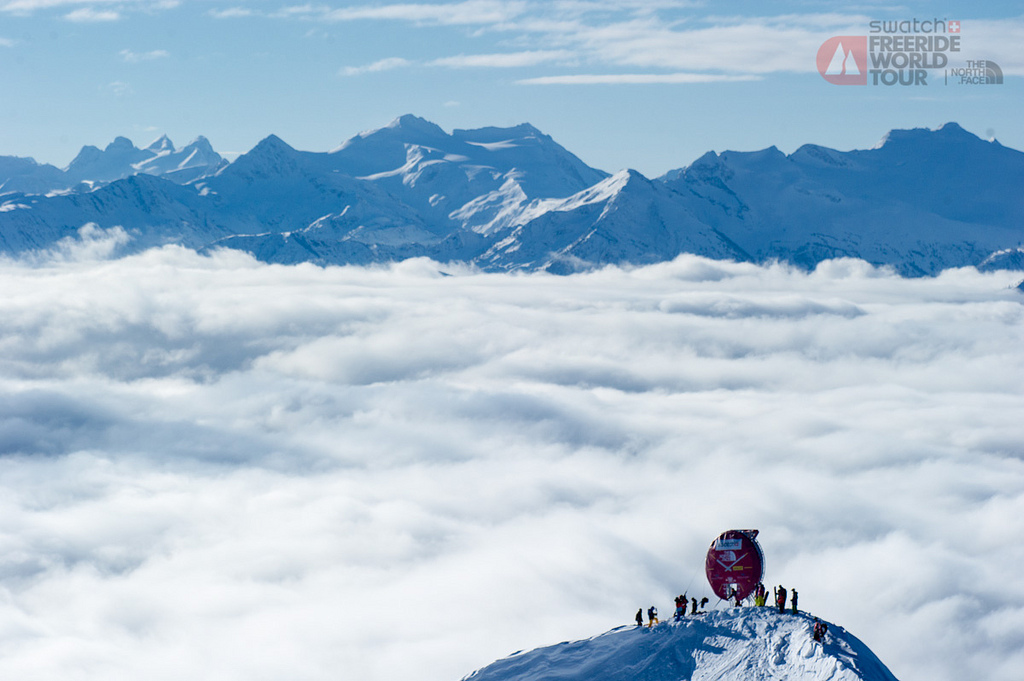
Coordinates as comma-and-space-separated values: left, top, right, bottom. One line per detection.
385, 114, 448, 137
453, 122, 549, 146
251, 134, 295, 152
183, 136, 215, 152
721, 145, 787, 164
66, 145, 102, 170
872, 121, 983, 150
105, 136, 137, 152
220, 133, 302, 180
146, 134, 175, 153
600, 168, 648, 190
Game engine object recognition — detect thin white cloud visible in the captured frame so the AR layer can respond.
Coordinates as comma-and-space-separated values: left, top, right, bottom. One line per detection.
0, 242, 1021, 681
104, 80, 132, 96
206, 6, 253, 19
518, 72, 762, 84
1, 0, 175, 16
64, 6, 120, 21
340, 56, 414, 76
341, 50, 576, 75
320, 0, 529, 25
119, 48, 170, 62
429, 49, 575, 68
967, 18, 1024, 75
252, 3, 1024, 79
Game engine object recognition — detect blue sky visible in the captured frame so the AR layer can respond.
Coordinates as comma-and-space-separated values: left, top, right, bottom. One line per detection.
0, 0, 1021, 176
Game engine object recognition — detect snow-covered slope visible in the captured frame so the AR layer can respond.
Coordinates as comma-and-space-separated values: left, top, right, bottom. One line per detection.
0, 173, 232, 252
660, 122, 1024, 276
464, 608, 899, 681
322, 114, 609, 236
481, 169, 748, 272
0, 155, 67, 195
196, 133, 445, 264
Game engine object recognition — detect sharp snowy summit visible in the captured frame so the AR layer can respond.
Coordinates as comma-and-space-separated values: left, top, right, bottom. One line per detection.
0, 116, 1021, 275
464, 608, 899, 681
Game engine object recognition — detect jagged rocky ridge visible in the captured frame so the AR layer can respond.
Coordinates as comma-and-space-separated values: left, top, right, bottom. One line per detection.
0, 116, 1021, 275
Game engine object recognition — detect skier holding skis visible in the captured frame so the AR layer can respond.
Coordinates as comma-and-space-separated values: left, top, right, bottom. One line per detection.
775, 585, 787, 614
647, 606, 659, 627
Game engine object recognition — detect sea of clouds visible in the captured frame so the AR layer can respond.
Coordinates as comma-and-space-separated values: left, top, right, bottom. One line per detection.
0, 230, 1021, 681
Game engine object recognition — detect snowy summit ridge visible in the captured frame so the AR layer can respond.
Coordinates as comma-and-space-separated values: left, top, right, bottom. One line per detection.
0, 117, 1021, 276
464, 608, 899, 681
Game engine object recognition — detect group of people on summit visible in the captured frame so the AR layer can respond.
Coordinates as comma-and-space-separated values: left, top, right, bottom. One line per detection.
748, 583, 797, 613
634, 594, 714, 628
635, 581, 828, 642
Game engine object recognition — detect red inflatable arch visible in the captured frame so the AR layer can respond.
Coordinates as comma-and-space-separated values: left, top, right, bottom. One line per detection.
705, 529, 765, 601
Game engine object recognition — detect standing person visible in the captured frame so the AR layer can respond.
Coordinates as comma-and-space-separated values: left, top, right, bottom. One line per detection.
791, 589, 798, 614
647, 606, 659, 628
691, 597, 698, 615
674, 595, 686, 621
776, 585, 787, 614
755, 583, 767, 607
635, 608, 644, 627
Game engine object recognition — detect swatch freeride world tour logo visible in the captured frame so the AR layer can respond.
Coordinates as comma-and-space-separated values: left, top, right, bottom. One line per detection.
817, 19, 1001, 87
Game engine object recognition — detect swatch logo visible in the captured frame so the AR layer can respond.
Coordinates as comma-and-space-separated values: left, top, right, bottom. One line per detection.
817, 36, 868, 85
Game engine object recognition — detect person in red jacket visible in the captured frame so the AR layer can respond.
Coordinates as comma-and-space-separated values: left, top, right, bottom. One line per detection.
674, 594, 686, 621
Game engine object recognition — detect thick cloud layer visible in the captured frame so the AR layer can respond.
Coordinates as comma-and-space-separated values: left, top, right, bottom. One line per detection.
0, 237, 1022, 681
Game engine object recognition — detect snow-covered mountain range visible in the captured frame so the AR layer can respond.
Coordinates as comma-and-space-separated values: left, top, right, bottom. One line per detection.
0, 135, 224, 197
464, 607, 899, 681
1, 116, 1021, 274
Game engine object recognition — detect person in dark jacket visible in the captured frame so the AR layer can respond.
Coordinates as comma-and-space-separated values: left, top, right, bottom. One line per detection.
636, 608, 644, 627
647, 606, 659, 627
791, 589, 798, 614
775, 585, 787, 613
